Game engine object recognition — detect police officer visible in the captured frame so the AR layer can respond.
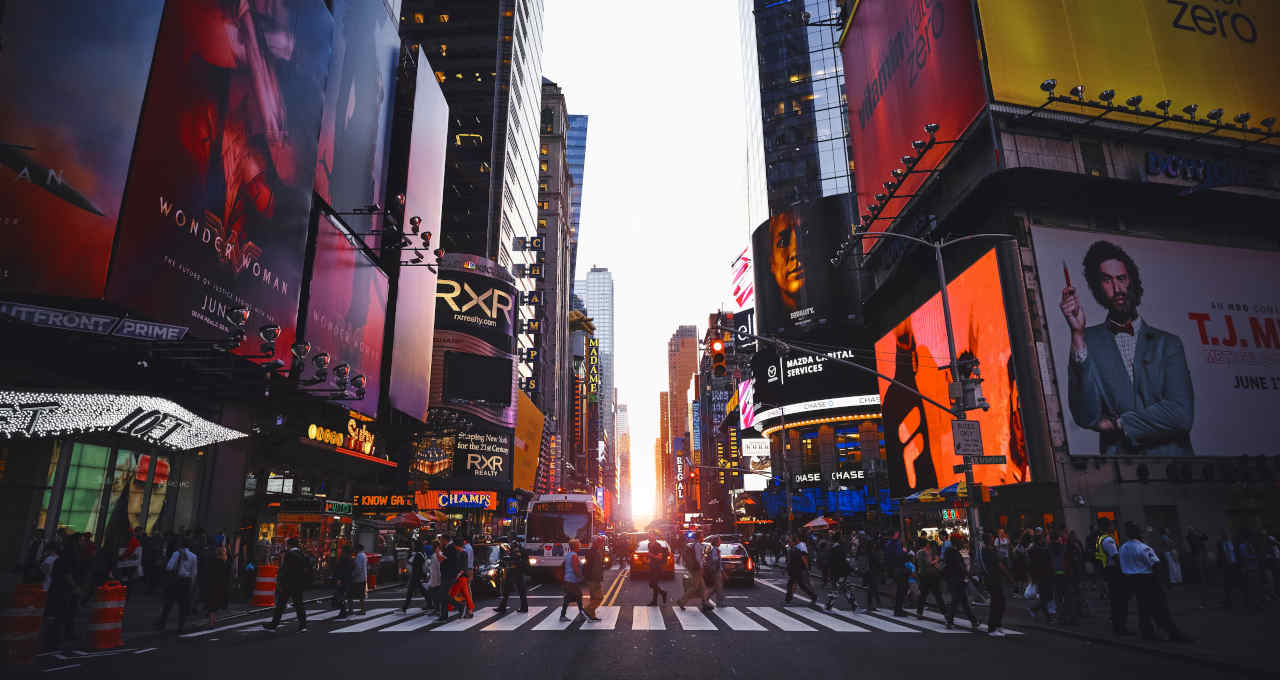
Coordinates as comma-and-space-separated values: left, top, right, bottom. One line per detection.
497, 536, 529, 614
1096, 517, 1129, 635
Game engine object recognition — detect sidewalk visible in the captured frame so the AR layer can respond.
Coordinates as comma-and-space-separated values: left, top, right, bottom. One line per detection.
765, 558, 1275, 676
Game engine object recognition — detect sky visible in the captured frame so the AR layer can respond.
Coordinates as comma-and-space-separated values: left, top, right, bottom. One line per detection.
541, 0, 754, 524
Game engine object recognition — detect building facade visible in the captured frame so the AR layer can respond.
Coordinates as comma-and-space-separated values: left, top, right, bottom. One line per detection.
566, 114, 589, 280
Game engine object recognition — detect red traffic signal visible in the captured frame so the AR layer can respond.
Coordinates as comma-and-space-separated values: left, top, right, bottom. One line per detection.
711, 339, 725, 353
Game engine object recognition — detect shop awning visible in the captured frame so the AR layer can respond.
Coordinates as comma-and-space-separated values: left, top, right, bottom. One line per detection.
387, 511, 446, 527
802, 516, 837, 529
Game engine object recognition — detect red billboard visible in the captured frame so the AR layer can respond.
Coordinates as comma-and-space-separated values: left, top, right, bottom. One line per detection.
105, 0, 333, 361
840, 0, 986, 250
304, 220, 389, 417
0, 3, 164, 300
389, 51, 449, 422
314, 0, 402, 248
874, 250, 1030, 496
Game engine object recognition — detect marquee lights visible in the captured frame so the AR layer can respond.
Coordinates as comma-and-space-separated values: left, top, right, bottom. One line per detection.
761, 412, 881, 439
0, 391, 247, 449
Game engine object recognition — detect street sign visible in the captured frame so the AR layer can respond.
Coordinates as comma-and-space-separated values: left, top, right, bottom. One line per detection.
951, 420, 982, 456
971, 455, 1007, 465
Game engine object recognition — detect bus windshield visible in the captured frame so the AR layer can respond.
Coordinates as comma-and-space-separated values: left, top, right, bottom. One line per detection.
526, 504, 593, 544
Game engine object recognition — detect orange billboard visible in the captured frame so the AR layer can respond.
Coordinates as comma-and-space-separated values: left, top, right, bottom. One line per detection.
513, 390, 544, 492
875, 250, 1030, 496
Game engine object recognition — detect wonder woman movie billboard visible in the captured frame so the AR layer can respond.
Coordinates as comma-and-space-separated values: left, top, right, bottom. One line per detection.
751, 195, 855, 338
0, 2, 164, 299
304, 220, 388, 417
875, 250, 1031, 496
105, 0, 333, 362
314, 0, 401, 247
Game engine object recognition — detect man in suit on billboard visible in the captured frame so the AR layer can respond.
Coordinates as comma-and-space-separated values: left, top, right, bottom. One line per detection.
1059, 240, 1194, 455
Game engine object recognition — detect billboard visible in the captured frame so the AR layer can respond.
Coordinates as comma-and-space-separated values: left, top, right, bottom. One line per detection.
105, 0, 333, 362
978, 0, 1280, 146
1032, 228, 1280, 457
314, 0, 403, 245
0, 2, 164, 299
388, 51, 449, 421
751, 195, 855, 337
729, 247, 754, 311
874, 250, 1030, 496
512, 390, 545, 492
840, 0, 987, 249
751, 337, 878, 408
304, 220, 388, 417
741, 438, 770, 492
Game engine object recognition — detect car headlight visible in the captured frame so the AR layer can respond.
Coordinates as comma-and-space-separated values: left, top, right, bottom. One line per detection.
528, 557, 538, 566
487, 568, 498, 577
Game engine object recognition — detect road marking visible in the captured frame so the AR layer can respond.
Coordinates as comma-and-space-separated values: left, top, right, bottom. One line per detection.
482, 606, 548, 631
331, 610, 418, 633
865, 610, 968, 634
381, 612, 445, 632
579, 606, 621, 630
672, 606, 717, 630
180, 614, 296, 638
604, 568, 630, 606
914, 609, 1023, 635
133, 648, 157, 654
43, 664, 81, 673
532, 610, 578, 630
630, 605, 665, 630
709, 607, 767, 631
430, 607, 499, 631
747, 607, 817, 631
783, 607, 869, 632
826, 609, 922, 633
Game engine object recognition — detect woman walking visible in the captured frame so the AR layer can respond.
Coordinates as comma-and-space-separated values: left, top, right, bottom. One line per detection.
202, 546, 231, 626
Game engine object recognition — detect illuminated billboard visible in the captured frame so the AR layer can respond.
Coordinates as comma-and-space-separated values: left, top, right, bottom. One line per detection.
977, 0, 1280, 146
1032, 227, 1280, 457
751, 195, 856, 337
874, 250, 1030, 496
0, 3, 164, 299
512, 390, 545, 492
840, 0, 988, 250
106, 0, 333, 362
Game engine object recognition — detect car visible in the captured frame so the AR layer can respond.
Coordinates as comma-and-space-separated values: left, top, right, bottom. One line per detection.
718, 542, 756, 586
629, 539, 675, 579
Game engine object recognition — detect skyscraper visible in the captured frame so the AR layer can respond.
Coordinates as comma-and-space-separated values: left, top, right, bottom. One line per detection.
400, 0, 545, 366
748, 0, 852, 215
658, 392, 671, 518
738, 0, 768, 230
616, 403, 631, 527
566, 114, 588, 280
667, 325, 699, 512
578, 267, 616, 500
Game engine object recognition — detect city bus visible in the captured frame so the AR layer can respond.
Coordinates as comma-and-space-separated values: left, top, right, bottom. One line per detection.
523, 493, 603, 575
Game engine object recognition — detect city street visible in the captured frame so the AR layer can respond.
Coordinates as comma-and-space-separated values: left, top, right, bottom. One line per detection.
16, 563, 1243, 679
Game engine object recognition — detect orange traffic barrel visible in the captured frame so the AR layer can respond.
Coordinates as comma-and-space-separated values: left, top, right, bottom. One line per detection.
253, 565, 278, 607
366, 554, 380, 589
89, 580, 126, 649
1, 584, 47, 664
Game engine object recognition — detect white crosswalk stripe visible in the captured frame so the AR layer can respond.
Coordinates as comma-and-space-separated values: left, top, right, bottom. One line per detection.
532, 609, 578, 630
671, 606, 717, 630
579, 606, 621, 630
827, 609, 922, 633
709, 607, 767, 631
630, 606, 665, 630
381, 611, 444, 632
914, 609, 1023, 635
866, 610, 969, 634
782, 607, 868, 632
746, 607, 816, 631
482, 607, 548, 631
430, 607, 499, 631
331, 610, 416, 633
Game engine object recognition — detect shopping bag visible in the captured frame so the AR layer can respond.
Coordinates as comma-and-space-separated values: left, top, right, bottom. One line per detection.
1024, 583, 1037, 600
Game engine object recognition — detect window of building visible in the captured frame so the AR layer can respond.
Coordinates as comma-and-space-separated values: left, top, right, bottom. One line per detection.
540, 161, 548, 172
439, 44, 447, 57
540, 145, 548, 156
434, 71, 446, 84
438, 13, 450, 23
539, 182, 548, 192
413, 12, 425, 23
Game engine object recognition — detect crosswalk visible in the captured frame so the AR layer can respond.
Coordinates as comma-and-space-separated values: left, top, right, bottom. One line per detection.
195, 604, 1025, 636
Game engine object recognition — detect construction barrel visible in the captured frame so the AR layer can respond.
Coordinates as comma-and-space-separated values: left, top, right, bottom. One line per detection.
89, 580, 126, 649
253, 564, 278, 607
2, 584, 47, 664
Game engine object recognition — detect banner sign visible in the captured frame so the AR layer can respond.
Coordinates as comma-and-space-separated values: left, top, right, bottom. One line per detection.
0, 301, 188, 341
751, 196, 858, 337
0, 390, 246, 450
1032, 227, 1280, 457
753, 395, 882, 429
420, 490, 498, 511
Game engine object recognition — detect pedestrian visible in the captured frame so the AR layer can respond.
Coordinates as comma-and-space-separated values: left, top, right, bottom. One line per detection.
202, 545, 231, 627
817, 535, 832, 588
677, 534, 710, 610
1218, 529, 1244, 610
497, 535, 529, 614
461, 535, 476, 618
942, 535, 978, 630
155, 538, 198, 632
438, 536, 462, 621
1094, 518, 1129, 635
1012, 531, 1031, 597
349, 543, 369, 615
886, 532, 909, 616
704, 536, 726, 610
1047, 527, 1069, 623
784, 533, 818, 606
40, 541, 58, 591
863, 532, 883, 612
44, 538, 79, 648
333, 546, 355, 618
825, 533, 856, 612
1061, 530, 1085, 624
645, 531, 669, 606
914, 541, 946, 618
1028, 530, 1055, 622
263, 538, 309, 632
582, 536, 605, 621
982, 531, 1012, 637
1120, 522, 1191, 642
452, 536, 475, 618
559, 538, 586, 622
402, 540, 431, 613
1237, 529, 1262, 613
118, 527, 145, 599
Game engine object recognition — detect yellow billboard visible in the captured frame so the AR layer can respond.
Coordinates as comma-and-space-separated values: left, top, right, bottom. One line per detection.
513, 390, 544, 492
978, 0, 1279, 144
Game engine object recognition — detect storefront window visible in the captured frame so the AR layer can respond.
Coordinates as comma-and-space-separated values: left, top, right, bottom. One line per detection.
53, 443, 112, 535
102, 449, 141, 545
800, 430, 818, 472
140, 454, 172, 533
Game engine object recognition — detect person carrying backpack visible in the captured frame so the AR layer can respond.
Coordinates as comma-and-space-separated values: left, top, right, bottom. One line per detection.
784, 534, 817, 606
263, 537, 308, 632
944, 536, 979, 630
915, 541, 946, 618
402, 540, 431, 612
677, 535, 711, 611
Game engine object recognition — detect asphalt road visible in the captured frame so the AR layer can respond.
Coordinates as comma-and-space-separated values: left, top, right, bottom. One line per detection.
16, 562, 1240, 680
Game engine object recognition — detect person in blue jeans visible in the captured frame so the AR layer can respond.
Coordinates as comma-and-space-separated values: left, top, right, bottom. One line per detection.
560, 539, 585, 622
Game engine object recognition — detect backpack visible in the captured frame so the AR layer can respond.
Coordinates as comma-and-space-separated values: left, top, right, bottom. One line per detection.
683, 543, 702, 572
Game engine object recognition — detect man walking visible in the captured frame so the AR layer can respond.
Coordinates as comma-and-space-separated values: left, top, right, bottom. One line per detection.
704, 536, 726, 610
825, 534, 856, 612
943, 536, 979, 630
915, 541, 946, 619
438, 536, 461, 621
350, 543, 368, 615
497, 536, 529, 614
784, 534, 818, 606
560, 539, 586, 622
155, 538, 198, 632
1096, 517, 1129, 634
582, 536, 605, 621
1120, 522, 1190, 642
263, 538, 308, 632
982, 531, 1013, 636
677, 534, 710, 610
864, 532, 883, 612
402, 540, 431, 612
646, 531, 669, 606
887, 532, 909, 616
461, 535, 476, 618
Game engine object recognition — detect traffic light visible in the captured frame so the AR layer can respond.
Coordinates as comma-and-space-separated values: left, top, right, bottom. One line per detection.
711, 339, 726, 377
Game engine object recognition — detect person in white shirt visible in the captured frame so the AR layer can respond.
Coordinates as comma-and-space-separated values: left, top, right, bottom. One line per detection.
462, 537, 476, 618
1119, 523, 1189, 643
40, 542, 58, 591
350, 544, 368, 614
155, 539, 198, 632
